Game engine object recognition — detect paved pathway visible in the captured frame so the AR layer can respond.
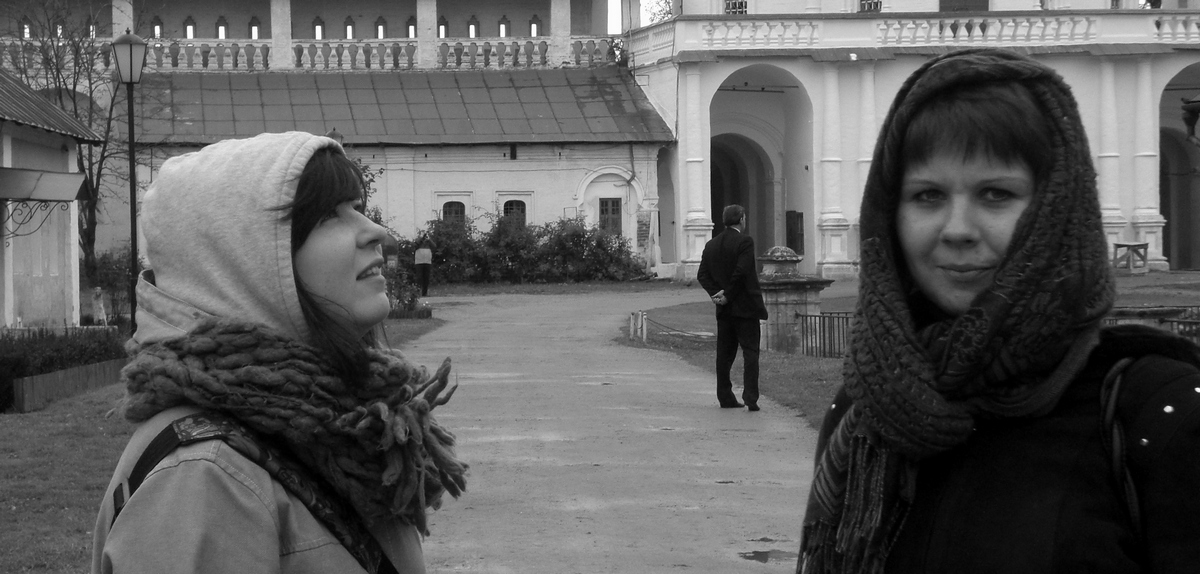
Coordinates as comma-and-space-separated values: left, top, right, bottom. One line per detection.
399, 289, 819, 574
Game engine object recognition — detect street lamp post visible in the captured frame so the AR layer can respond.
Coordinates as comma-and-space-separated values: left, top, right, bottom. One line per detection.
111, 29, 147, 333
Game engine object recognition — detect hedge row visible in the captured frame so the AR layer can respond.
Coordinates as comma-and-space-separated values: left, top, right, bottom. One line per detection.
0, 328, 126, 410
390, 214, 649, 285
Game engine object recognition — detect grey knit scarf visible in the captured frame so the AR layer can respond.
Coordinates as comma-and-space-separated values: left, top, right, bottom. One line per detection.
120, 318, 468, 537
800, 49, 1115, 574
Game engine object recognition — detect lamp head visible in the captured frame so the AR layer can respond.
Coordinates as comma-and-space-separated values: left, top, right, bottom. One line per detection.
111, 28, 148, 84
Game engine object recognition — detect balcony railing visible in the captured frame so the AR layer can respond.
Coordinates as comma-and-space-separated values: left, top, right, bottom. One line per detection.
626, 10, 1200, 67
0, 35, 619, 73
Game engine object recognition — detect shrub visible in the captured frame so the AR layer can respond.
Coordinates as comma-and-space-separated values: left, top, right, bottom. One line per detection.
410, 214, 646, 285
0, 328, 126, 410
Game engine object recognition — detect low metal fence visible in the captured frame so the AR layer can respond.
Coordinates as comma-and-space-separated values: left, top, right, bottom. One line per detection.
795, 312, 854, 358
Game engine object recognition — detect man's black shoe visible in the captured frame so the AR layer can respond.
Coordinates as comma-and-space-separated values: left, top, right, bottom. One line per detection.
746, 403, 760, 412
720, 402, 744, 409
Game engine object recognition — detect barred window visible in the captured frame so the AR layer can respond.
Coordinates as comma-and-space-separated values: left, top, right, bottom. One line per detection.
859, 0, 883, 12
724, 0, 748, 14
503, 200, 526, 226
599, 198, 621, 234
443, 201, 466, 223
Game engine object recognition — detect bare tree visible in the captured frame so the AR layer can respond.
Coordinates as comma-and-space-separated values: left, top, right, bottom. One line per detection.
646, 0, 675, 24
0, 0, 131, 282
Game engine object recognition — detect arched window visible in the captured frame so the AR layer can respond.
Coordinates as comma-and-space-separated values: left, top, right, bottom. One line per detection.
216, 16, 228, 40
503, 200, 526, 227
498, 15, 510, 38
21, 18, 31, 39
438, 16, 447, 38
443, 201, 466, 223
467, 15, 478, 39
529, 15, 541, 37
407, 16, 417, 38
184, 16, 196, 39
375, 17, 387, 39
313, 17, 325, 40
249, 16, 260, 40
151, 16, 163, 39
345, 17, 355, 39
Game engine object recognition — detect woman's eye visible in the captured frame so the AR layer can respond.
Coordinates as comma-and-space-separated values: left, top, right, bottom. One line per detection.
981, 188, 1015, 202
906, 188, 943, 204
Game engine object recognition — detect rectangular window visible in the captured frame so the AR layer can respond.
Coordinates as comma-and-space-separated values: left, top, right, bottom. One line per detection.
859, 0, 882, 11
408, 24, 416, 37
217, 25, 226, 39
438, 24, 446, 38
530, 23, 538, 37
377, 24, 385, 38
22, 23, 30, 38
250, 25, 259, 39
599, 198, 621, 234
724, 0, 748, 14
940, 0, 989, 10
468, 24, 477, 38
154, 24, 162, 38
499, 23, 507, 37
346, 25, 354, 38
186, 24, 195, 39
315, 24, 324, 39
89, 24, 97, 38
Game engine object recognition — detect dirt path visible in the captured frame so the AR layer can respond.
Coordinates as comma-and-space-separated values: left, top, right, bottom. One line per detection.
399, 290, 816, 573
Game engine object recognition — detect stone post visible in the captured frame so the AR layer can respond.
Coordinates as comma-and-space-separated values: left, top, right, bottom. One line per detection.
758, 246, 834, 353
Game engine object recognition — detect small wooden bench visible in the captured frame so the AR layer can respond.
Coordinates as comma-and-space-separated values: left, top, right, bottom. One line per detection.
1112, 242, 1149, 275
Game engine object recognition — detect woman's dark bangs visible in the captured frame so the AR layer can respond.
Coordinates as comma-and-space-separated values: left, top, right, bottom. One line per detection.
287, 148, 366, 251
901, 84, 1051, 179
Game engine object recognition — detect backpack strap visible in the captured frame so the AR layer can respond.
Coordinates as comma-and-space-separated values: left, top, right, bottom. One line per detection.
109, 412, 399, 574
1100, 357, 1142, 540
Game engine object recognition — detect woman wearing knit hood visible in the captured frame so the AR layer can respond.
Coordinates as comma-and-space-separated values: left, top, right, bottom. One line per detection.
91, 132, 466, 574
800, 49, 1200, 573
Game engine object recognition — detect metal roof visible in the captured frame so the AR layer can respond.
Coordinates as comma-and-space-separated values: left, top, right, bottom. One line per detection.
0, 70, 103, 143
138, 66, 675, 146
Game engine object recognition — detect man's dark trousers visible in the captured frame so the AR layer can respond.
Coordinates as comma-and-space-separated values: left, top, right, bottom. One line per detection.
716, 316, 760, 407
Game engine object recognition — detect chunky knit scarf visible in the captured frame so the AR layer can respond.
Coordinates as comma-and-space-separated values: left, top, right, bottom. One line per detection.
119, 318, 468, 541
800, 49, 1115, 574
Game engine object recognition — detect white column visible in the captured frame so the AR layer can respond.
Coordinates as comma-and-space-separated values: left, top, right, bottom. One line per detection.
111, 0, 134, 36
269, 0, 293, 69
550, 0, 572, 66
1131, 57, 1167, 269
857, 62, 876, 212
67, 142, 81, 326
1, 131, 12, 327
624, 0, 643, 31
417, 0, 437, 68
1096, 59, 1127, 247
818, 63, 853, 278
678, 64, 712, 280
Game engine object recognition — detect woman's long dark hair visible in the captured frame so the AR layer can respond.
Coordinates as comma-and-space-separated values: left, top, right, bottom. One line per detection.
277, 146, 381, 382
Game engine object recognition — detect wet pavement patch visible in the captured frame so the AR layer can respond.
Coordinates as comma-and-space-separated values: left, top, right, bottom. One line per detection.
738, 549, 799, 563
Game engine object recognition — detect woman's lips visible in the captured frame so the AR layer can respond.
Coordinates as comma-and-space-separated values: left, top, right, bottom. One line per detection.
939, 265, 995, 282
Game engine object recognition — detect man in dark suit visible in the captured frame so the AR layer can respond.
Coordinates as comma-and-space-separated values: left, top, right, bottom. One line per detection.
697, 204, 769, 411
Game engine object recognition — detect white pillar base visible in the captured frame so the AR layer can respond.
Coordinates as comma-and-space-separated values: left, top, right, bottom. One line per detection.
1132, 212, 1170, 271
817, 215, 856, 279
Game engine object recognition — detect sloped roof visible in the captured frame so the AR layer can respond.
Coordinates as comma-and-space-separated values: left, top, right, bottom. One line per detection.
0, 70, 103, 143
138, 66, 674, 146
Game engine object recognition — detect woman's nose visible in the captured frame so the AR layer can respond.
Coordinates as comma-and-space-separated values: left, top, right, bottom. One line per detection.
359, 216, 388, 248
939, 197, 979, 246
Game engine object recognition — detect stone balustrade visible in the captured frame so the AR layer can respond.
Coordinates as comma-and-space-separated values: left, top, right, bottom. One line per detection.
0, 35, 618, 73
626, 10, 1200, 67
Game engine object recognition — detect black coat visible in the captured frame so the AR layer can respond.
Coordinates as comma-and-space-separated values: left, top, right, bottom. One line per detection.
697, 228, 768, 321
814, 345, 1200, 573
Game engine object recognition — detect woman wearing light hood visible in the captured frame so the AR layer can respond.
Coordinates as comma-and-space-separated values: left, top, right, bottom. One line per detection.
800, 49, 1200, 573
92, 132, 466, 574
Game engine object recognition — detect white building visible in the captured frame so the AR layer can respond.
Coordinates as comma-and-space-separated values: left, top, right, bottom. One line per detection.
4, 0, 1199, 279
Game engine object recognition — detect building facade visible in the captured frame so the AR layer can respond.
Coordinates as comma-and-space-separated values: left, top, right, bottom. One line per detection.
3, 0, 1199, 280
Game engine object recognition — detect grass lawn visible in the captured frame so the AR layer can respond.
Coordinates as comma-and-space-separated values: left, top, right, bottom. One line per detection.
0, 316, 443, 574
615, 315, 843, 431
